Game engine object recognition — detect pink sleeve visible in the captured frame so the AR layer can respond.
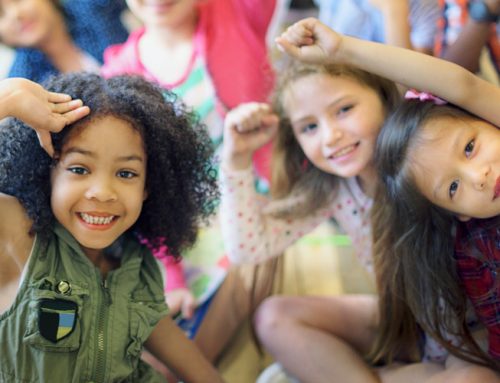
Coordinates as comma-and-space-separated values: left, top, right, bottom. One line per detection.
162, 257, 188, 292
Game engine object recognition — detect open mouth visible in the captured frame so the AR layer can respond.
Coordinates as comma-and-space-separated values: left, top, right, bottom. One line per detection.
78, 212, 117, 226
329, 143, 359, 159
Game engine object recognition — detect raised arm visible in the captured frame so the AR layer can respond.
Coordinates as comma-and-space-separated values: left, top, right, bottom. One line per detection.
276, 18, 500, 127
0, 78, 90, 156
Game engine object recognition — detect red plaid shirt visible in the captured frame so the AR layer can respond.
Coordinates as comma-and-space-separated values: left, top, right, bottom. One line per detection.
454, 216, 500, 359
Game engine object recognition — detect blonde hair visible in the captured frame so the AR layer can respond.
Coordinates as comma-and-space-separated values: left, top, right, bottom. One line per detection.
270, 60, 400, 217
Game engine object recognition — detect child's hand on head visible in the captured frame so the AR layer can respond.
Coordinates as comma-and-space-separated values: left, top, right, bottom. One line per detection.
276, 18, 343, 64
0, 78, 90, 157
166, 288, 196, 319
222, 102, 278, 171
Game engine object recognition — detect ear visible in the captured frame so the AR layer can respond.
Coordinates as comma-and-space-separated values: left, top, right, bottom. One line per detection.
456, 214, 471, 222
143, 189, 148, 201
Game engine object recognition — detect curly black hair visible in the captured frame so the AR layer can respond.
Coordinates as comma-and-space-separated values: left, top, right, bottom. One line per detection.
0, 72, 219, 257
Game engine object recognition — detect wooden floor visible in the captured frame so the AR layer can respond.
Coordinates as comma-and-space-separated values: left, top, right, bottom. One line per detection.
218, 222, 376, 382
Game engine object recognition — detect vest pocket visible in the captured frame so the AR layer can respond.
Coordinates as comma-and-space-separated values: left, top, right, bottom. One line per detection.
23, 281, 88, 352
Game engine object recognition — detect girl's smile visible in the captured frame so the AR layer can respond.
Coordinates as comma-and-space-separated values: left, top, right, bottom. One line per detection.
50, 115, 147, 256
284, 73, 385, 188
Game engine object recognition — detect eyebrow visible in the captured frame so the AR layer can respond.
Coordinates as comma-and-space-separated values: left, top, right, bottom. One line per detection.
290, 96, 351, 126
63, 147, 144, 162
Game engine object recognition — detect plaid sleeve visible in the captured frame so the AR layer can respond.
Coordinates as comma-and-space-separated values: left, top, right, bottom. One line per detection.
455, 218, 500, 359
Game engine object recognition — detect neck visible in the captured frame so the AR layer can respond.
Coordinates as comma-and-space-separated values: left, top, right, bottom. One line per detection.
356, 165, 379, 198
144, 13, 197, 48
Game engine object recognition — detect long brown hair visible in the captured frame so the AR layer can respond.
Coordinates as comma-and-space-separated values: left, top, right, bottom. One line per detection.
269, 60, 400, 218
370, 100, 499, 370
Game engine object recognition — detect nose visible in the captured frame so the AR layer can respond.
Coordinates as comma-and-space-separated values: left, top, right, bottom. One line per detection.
84, 177, 118, 202
464, 163, 490, 190
321, 122, 343, 148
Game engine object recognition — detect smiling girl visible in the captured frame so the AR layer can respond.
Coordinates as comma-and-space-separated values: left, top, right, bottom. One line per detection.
0, 72, 223, 382
219, 60, 400, 382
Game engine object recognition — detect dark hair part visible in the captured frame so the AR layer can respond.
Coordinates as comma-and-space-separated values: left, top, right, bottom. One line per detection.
370, 100, 498, 369
270, 60, 400, 217
0, 72, 219, 257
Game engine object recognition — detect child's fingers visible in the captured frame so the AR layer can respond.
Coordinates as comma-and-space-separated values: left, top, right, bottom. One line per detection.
35, 130, 54, 157
47, 91, 72, 103
181, 295, 196, 319
275, 36, 303, 57
60, 105, 90, 125
51, 99, 84, 114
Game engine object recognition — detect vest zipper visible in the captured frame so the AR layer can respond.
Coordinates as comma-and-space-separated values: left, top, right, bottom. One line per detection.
93, 277, 111, 382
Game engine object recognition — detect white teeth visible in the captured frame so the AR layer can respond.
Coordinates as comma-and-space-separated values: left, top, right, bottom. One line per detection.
332, 144, 356, 159
80, 213, 115, 225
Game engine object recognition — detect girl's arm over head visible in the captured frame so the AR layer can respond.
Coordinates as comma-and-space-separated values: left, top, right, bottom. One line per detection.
277, 18, 500, 127
0, 78, 90, 156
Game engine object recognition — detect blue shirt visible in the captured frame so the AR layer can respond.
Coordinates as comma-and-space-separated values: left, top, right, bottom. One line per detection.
314, 0, 439, 49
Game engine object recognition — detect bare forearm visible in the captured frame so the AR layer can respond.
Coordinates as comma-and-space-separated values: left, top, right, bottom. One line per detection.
336, 36, 500, 125
145, 316, 225, 383
440, 19, 492, 72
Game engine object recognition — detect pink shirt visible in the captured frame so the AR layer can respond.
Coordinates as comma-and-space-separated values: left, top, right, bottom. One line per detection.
102, 0, 277, 293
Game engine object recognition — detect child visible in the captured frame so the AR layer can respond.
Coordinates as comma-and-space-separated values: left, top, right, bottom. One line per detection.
219, 59, 400, 382
277, 17, 500, 379
101, 0, 279, 364
1, 0, 128, 82
0, 72, 224, 382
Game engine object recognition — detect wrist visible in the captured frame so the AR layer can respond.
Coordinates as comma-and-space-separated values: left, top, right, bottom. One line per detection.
222, 152, 253, 172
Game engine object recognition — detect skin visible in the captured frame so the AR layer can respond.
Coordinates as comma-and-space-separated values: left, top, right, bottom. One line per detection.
221, 73, 388, 382
0, 112, 224, 382
126, 0, 198, 84
50, 116, 147, 269
0, 77, 89, 156
283, 73, 384, 197
0, 0, 57, 47
271, 17, 500, 383
411, 117, 500, 221
275, 17, 500, 127
0, 0, 92, 72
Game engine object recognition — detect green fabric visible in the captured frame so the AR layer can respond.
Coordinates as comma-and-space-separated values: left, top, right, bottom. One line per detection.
0, 223, 169, 382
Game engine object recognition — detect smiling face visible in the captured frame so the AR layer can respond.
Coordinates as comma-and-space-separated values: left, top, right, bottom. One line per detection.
0, 0, 60, 47
283, 73, 385, 188
125, 0, 197, 28
410, 117, 500, 221
50, 115, 147, 256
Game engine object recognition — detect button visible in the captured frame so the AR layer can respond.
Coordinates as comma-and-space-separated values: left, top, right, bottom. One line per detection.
56, 280, 71, 295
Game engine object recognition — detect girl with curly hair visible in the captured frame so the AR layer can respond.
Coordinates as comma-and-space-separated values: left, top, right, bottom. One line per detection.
0, 72, 223, 382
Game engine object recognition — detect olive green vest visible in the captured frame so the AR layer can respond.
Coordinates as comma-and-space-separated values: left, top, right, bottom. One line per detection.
0, 223, 168, 382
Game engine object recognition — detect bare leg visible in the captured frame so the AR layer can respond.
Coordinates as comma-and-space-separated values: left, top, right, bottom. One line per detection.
254, 294, 380, 383
194, 261, 278, 363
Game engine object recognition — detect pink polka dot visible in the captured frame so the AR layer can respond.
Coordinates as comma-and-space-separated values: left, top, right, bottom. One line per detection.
337, 204, 342, 209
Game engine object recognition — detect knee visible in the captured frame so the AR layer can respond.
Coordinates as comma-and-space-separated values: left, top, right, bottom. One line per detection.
253, 296, 294, 340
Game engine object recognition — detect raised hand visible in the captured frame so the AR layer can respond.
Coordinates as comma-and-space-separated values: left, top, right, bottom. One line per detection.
222, 102, 279, 171
275, 18, 343, 64
0, 78, 90, 156
166, 288, 196, 319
